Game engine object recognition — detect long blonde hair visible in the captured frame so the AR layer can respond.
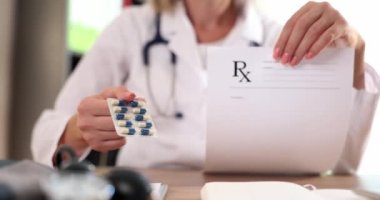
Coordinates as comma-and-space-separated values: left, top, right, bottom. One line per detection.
151, 0, 178, 12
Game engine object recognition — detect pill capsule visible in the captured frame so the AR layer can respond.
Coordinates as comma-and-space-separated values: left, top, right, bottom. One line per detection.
109, 99, 127, 106
141, 129, 150, 136
109, 99, 119, 106
129, 100, 145, 108
132, 108, 147, 114
141, 128, 155, 136
118, 100, 128, 106
120, 128, 136, 135
137, 122, 152, 128
135, 114, 150, 121
113, 106, 128, 113
116, 113, 132, 120
145, 122, 153, 128
117, 120, 133, 127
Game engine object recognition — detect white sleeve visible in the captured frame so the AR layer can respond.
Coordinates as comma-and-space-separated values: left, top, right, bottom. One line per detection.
31, 10, 135, 166
334, 64, 380, 174
32, 110, 72, 166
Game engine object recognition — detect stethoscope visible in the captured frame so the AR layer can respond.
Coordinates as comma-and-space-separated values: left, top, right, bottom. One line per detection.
142, 13, 261, 120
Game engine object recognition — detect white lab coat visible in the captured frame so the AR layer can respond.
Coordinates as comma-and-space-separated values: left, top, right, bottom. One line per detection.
32, 2, 380, 174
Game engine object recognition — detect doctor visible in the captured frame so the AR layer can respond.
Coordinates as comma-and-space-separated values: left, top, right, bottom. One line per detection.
33, 0, 379, 173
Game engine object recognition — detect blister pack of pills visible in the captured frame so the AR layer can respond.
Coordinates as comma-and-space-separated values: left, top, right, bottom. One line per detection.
107, 98, 157, 137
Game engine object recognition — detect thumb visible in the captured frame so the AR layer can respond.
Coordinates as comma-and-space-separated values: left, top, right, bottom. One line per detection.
99, 86, 136, 101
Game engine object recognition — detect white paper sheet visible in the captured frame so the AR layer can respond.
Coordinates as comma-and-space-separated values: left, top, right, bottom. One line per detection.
205, 47, 355, 173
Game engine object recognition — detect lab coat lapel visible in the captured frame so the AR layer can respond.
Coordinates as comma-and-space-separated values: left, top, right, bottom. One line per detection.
160, 3, 202, 69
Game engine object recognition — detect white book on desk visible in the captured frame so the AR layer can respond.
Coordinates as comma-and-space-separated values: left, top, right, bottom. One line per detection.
201, 181, 371, 200
151, 183, 168, 200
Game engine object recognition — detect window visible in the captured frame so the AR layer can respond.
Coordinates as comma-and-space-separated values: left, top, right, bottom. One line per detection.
68, 0, 123, 54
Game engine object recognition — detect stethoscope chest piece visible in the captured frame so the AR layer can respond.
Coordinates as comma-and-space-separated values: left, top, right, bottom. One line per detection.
175, 112, 184, 119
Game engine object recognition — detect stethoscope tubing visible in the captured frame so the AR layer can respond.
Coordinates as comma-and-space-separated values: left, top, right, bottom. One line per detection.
141, 13, 261, 120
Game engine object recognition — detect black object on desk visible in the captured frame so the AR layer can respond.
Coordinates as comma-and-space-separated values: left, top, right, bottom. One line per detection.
107, 169, 152, 200
0, 160, 53, 200
55, 145, 151, 200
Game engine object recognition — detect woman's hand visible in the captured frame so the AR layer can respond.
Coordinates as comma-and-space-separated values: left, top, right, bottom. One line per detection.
60, 87, 136, 155
273, 1, 365, 89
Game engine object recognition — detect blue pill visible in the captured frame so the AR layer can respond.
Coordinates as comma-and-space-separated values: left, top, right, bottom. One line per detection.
116, 113, 132, 120
126, 121, 133, 127
135, 114, 144, 121
137, 122, 152, 128
139, 108, 147, 114
132, 108, 147, 114
129, 101, 139, 107
141, 129, 150, 136
128, 128, 136, 135
117, 120, 132, 127
118, 100, 128, 106
145, 122, 152, 128
116, 114, 125, 120
113, 106, 128, 113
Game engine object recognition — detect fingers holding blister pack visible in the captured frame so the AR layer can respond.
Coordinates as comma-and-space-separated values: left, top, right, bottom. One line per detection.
107, 98, 157, 137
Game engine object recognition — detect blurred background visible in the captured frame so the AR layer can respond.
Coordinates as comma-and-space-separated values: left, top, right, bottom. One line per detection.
0, 0, 379, 174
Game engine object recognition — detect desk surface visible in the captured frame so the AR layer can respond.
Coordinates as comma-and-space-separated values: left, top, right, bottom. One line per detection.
98, 168, 380, 200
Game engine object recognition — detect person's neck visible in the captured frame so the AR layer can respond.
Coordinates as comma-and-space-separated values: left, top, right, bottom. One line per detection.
184, 0, 237, 43
184, 0, 235, 29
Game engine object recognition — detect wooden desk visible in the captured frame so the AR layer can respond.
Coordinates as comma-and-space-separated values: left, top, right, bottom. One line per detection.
99, 168, 380, 200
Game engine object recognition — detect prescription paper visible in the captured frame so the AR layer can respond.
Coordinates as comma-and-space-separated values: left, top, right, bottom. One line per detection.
205, 47, 355, 173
